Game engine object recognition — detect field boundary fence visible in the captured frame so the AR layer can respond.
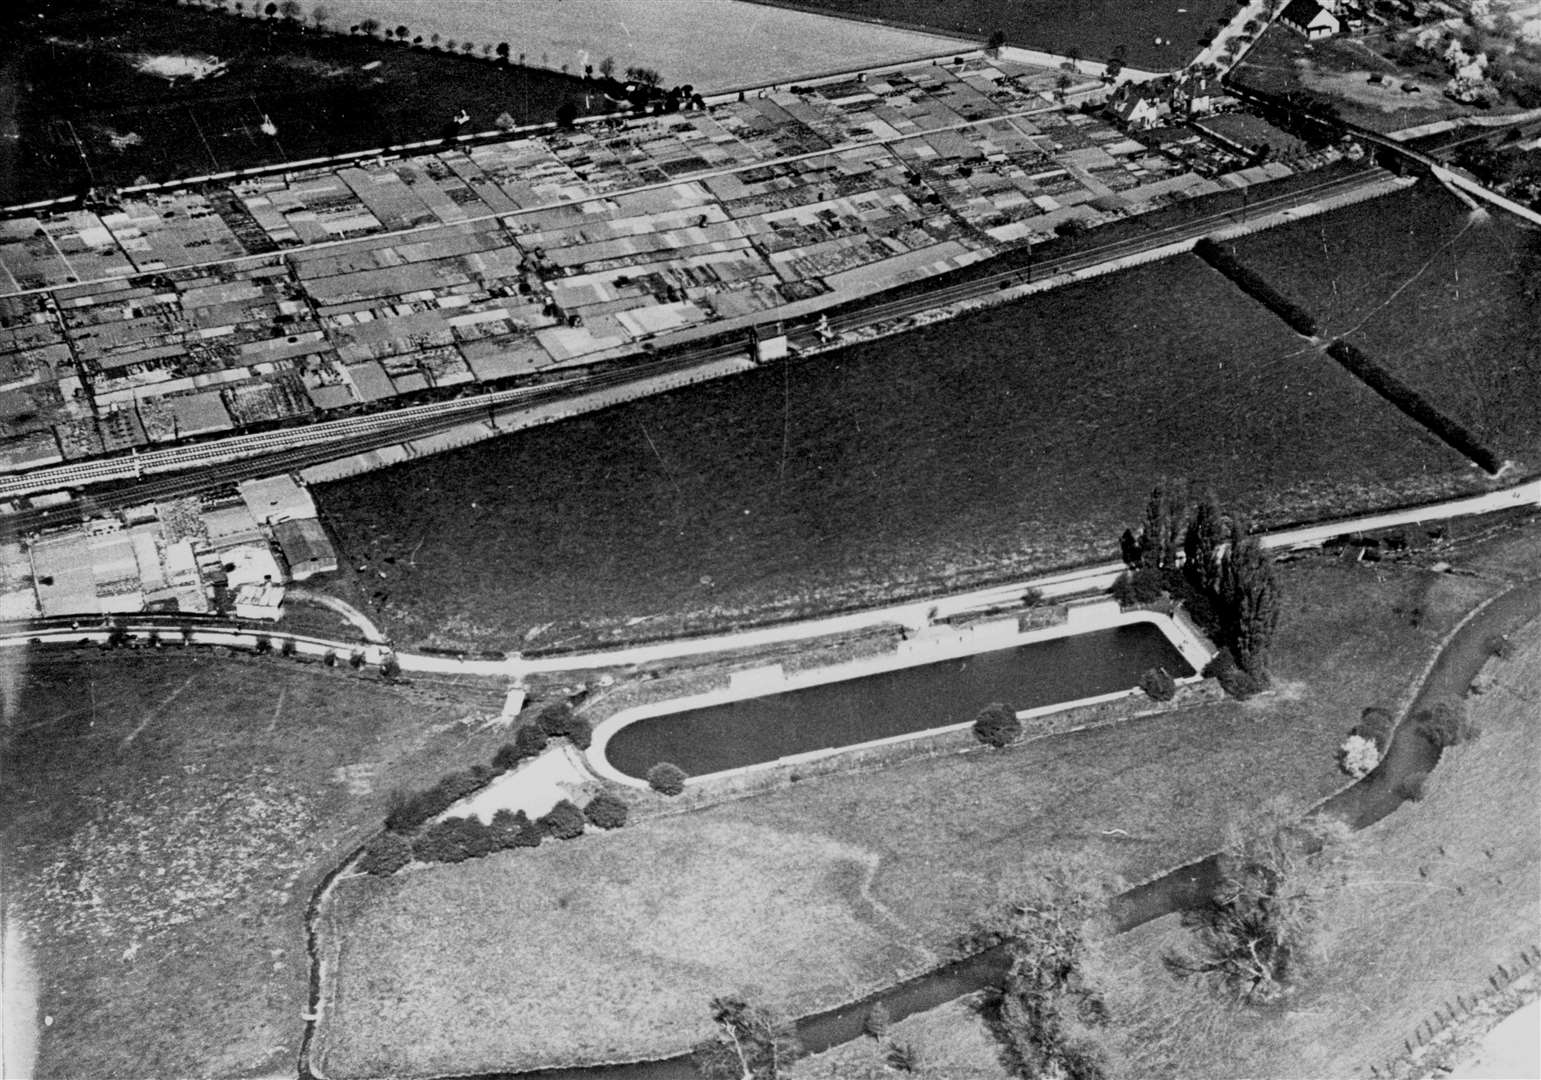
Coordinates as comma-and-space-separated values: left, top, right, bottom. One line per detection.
1368, 943, 1541, 1080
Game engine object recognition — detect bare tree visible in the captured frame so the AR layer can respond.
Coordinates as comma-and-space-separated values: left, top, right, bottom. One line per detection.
1166, 804, 1351, 1004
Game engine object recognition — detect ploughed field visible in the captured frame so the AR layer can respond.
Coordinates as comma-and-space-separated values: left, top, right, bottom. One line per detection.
747, 0, 1236, 70
2, 0, 583, 202
1217, 185, 1541, 464
319, 247, 1482, 652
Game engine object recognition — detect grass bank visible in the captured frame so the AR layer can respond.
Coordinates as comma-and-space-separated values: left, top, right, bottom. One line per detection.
319, 250, 1482, 653
316, 550, 1501, 1077
1098, 613, 1541, 1079
0, 648, 506, 1079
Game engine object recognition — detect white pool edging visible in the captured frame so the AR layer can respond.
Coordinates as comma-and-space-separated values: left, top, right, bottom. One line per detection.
587, 607, 1215, 789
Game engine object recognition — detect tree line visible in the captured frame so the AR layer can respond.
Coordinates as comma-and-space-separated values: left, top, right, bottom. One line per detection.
1115, 479, 1281, 694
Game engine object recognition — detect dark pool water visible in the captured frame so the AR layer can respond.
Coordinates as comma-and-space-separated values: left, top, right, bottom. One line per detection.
603, 622, 1192, 779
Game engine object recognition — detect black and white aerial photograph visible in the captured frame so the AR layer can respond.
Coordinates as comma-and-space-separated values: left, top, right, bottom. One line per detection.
1, 0, 1539, 1077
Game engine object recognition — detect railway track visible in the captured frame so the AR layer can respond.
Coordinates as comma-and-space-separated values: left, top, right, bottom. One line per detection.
0, 164, 1393, 536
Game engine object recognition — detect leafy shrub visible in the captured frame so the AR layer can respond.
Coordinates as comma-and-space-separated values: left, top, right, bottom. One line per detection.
647, 762, 688, 795
456, 816, 498, 859
973, 702, 1022, 748
535, 700, 574, 738
584, 791, 629, 830
512, 822, 544, 848
1111, 568, 1166, 606
412, 818, 473, 863
489, 808, 522, 847
1337, 734, 1380, 778
864, 1001, 891, 1039
1414, 699, 1479, 749
530, 700, 593, 749
1204, 651, 1266, 699
540, 798, 587, 840
1139, 666, 1177, 702
383, 769, 486, 831
1396, 771, 1430, 802
564, 714, 593, 750
514, 722, 548, 760
358, 831, 412, 875
1353, 706, 1396, 752
492, 741, 520, 773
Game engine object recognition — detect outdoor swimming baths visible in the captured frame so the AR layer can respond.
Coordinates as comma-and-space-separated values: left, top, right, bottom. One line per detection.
593, 609, 1209, 784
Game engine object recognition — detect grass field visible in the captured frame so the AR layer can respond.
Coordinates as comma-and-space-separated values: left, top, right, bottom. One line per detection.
1098, 616, 1541, 1079
1231, 26, 1502, 134
319, 251, 1483, 652
1218, 182, 1541, 464
3, 0, 584, 202
311, 0, 971, 92
751, 0, 1234, 71
0, 648, 505, 1079
316, 549, 1504, 1077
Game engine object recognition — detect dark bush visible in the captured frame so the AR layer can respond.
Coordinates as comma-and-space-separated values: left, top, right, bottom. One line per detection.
584, 791, 629, 829
514, 723, 548, 761
1353, 705, 1396, 752
1111, 568, 1166, 606
536, 699, 574, 738
541, 798, 587, 840
384, 769, 486, 831
531, 700, 593, 748
1204, 650, 1266, 699
564, 714, 593, 750
1396, 771, 1430, 802
973, 702, 1022, 748
513, 822, 544, 847
412, 818, 473, 863
1140, 666, 1177, 702
648, 762, 688, 796
358, 831, 413, 875
492, 742, 521, 773
1414, 700, 1477, 749
489, 808, 521, 847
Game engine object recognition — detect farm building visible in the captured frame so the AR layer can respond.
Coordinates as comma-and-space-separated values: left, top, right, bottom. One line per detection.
1107, 79, 1172, 129
1280, 0, 1340, 39
273, 518, 339, 581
